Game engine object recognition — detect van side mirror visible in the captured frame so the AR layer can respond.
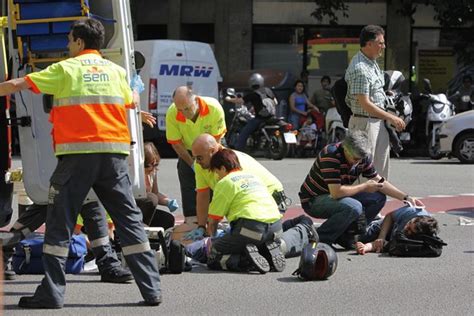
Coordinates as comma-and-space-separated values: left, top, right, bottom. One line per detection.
134, 51, 145, 73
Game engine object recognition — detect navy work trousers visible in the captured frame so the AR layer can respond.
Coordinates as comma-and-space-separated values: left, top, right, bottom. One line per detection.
33, 154, 161, 306
177, 156, 196, 218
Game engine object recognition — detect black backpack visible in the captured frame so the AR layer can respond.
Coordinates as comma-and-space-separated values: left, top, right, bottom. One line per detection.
148, 229, 189, 274
331, 77, 352, 128
385, 231, 447, 257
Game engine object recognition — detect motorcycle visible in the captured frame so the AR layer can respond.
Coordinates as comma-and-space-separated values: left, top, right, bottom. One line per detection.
383, 70, 413, 156
224, 88, 296, 160
419, 79, 455, 159
325, 105, 346, 144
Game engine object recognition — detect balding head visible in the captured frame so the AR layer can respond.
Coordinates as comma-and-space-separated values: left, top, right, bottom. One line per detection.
192, 134, 221, 169
173, 86, 198, 120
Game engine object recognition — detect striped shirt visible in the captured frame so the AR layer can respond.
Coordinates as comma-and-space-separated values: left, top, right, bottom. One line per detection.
298, 142, 377, 209
345, 51, 386, 116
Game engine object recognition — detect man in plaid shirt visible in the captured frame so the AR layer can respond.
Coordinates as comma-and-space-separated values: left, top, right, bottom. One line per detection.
345, 25, 405, 179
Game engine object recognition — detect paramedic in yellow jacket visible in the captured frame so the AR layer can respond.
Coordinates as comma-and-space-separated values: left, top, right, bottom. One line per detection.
203, 148, 285, 273
184, 133, 289, 241
0, 18, 161, 308
165, 86, 226, 225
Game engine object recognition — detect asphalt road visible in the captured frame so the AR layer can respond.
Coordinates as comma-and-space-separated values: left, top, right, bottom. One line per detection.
2, 157, 474, 315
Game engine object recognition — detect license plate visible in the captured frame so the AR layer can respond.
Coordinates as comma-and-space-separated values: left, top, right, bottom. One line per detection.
284, 132, 297, 144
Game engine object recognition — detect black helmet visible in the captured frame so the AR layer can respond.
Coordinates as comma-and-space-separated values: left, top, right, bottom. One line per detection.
292, 242, 338, 281
248, 73, 264, 89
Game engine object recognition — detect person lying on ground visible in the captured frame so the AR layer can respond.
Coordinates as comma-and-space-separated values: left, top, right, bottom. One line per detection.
356, 205, 439, 255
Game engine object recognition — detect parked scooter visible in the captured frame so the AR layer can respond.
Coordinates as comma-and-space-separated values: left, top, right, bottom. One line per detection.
383, 71, 413, 156
419, 78, 455, 159
224, 88, 296, 160
325, 105, 346, 144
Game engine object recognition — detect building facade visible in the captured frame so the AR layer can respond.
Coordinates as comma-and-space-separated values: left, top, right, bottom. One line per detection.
131, 0, 471, 95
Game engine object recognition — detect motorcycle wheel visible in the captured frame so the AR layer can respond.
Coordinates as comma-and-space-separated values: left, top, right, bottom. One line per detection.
268, 134, 288, 160
454, 132, 474, 164
428, 132, 443, 160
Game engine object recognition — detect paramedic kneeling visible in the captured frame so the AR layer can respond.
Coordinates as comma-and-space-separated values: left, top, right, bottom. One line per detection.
185, 133, 289, 241
0, 18, 161, 308
199, 148, 286, 273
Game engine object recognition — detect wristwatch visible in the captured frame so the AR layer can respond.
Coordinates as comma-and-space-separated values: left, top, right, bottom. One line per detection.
403, 194, 410, 201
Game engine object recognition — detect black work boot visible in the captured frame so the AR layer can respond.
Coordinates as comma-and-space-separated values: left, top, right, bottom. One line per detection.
244, 244, 270, 274
335, 231, 356, 250
257, 241, 286, 272
18, 296, 62, 309
143, 295, 163, 306
100, 267, 133, 283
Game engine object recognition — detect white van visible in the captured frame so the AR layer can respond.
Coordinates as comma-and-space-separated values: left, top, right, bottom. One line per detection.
134, 40, 222, 138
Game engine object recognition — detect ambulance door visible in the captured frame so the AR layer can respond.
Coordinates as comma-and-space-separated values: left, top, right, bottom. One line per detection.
98, 0, 146, 200
9, 0, 145, 204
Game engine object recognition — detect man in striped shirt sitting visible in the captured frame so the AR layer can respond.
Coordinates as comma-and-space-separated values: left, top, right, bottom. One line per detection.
298, 130, 422, 249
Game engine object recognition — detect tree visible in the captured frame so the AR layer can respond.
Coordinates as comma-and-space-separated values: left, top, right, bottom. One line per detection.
311, 0, 474, 64
310, 0, 348, 25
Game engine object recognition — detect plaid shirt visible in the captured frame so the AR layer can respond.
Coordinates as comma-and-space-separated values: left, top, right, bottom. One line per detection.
345, 51, 386, 116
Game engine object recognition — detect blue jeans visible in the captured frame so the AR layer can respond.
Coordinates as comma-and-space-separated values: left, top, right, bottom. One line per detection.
235, 117, 265, 151
288, 113, 301, 130
304, 192, 386, 244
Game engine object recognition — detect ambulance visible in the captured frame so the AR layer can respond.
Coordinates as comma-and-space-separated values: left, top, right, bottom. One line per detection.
134, 40, 222, 154
2, 0, 146, 205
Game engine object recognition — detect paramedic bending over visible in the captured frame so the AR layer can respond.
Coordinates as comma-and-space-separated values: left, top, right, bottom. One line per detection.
165, 86, 226, 225
0, 17, 162, 308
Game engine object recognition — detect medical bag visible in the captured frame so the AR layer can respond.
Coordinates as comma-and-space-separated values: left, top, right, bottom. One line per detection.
12, 233, 87, 274
145, 227, 188, 274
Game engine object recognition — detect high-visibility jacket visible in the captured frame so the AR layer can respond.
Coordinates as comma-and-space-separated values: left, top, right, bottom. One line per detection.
165, 96, 226, 150
25, 50, 133, 156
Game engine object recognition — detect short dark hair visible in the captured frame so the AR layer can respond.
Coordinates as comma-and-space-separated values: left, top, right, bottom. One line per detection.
210, 149, 241, 172
360, 25, 385, 47
412, 216, 439, 236
321, 75, 331, 84
294, 79, 306, 89
71, 18, 105, 50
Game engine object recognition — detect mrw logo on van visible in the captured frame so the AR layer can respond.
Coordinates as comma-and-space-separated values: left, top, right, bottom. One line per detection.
159, 64, 213, 77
